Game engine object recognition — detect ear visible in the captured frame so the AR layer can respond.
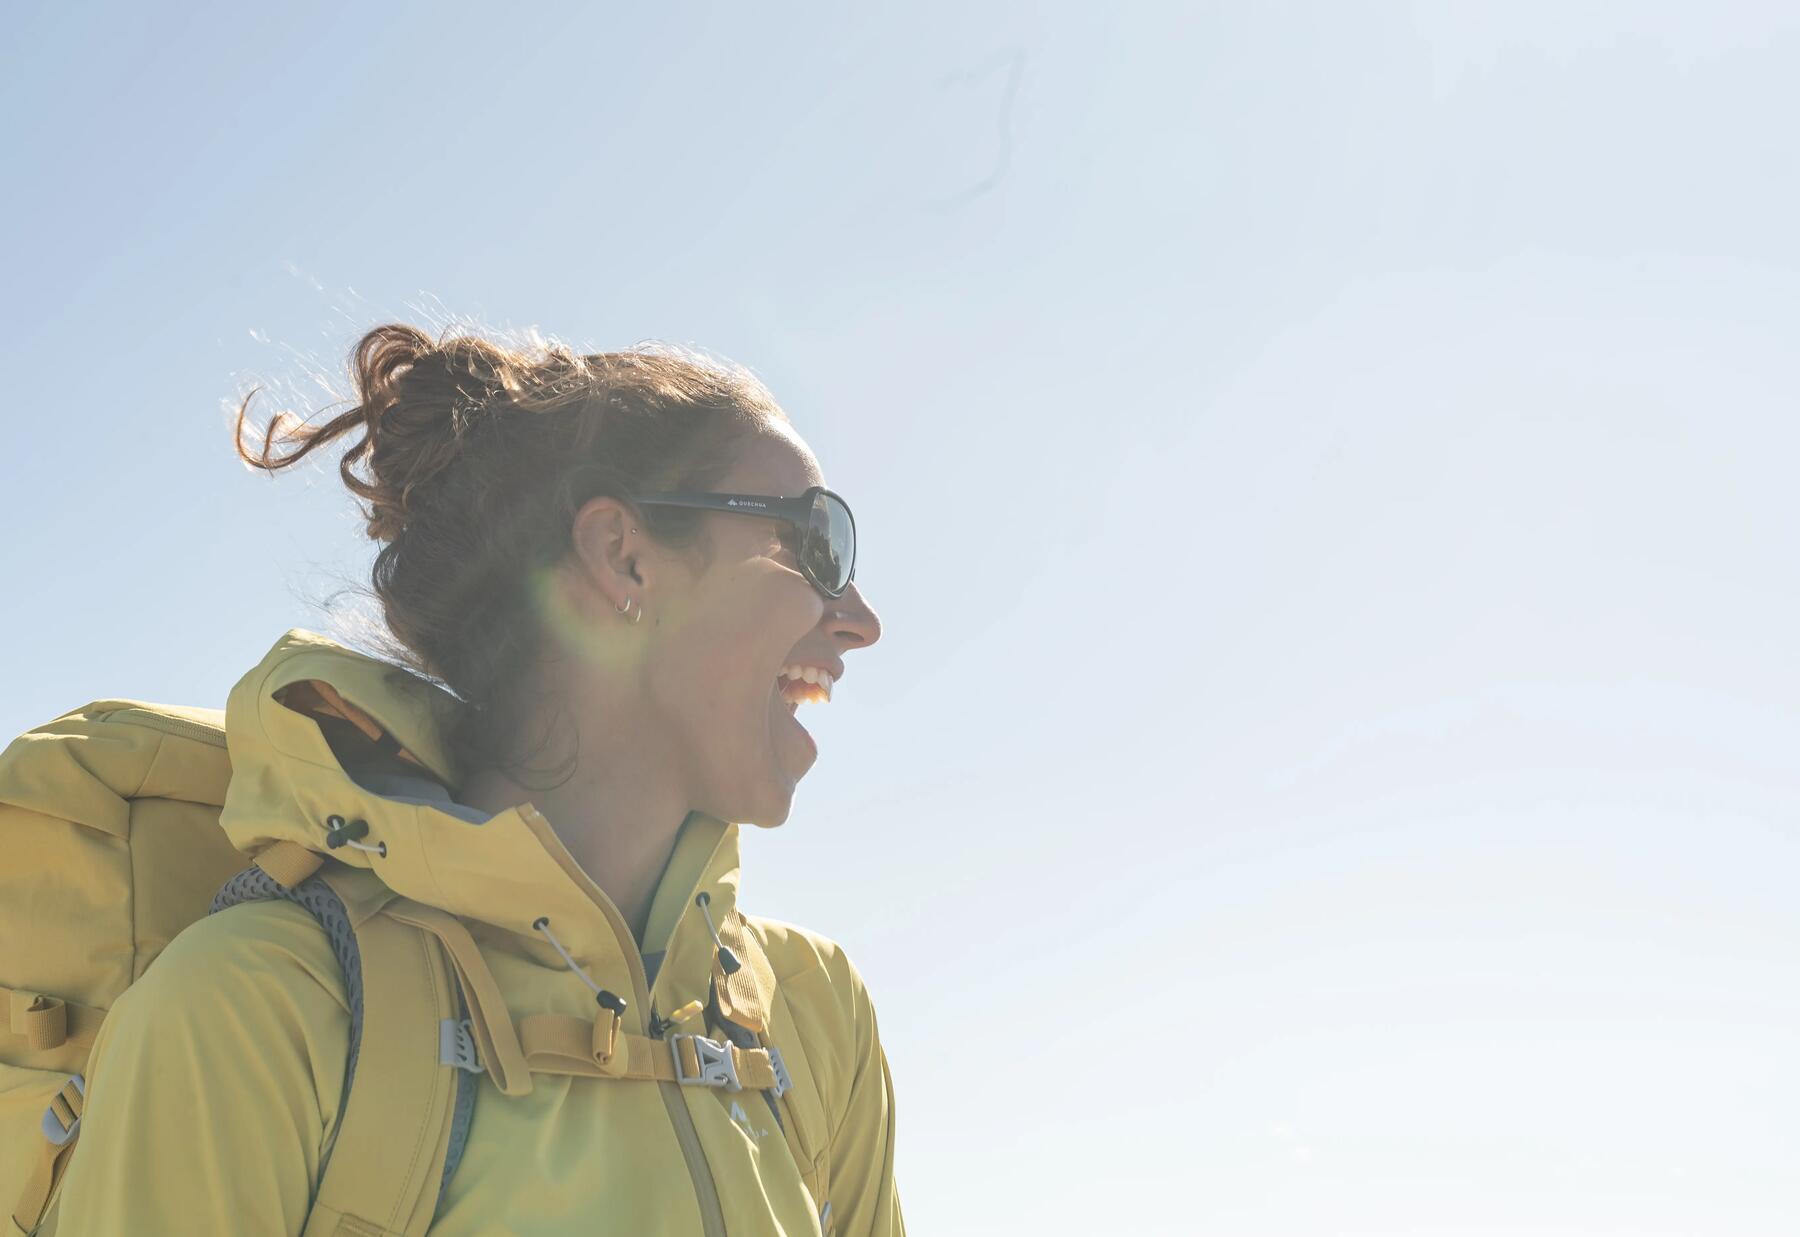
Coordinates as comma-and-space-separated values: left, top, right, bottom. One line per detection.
567, 495, 647, 618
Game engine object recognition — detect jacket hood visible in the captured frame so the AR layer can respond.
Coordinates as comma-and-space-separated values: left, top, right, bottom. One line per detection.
220, 627, 743, 977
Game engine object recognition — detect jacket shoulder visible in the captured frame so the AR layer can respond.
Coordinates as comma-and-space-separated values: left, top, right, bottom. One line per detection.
743, 914, 864, 990
48, 901, 352, 1234
90, 896, 355, 1141
142, 896, 352, 1015
740, 913, 884, 1070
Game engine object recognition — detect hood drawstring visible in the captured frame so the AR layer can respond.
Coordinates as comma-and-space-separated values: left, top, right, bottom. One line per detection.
324, 815, 387, 859
694, 891, 741, 975
532, 896, 732, 1036
531, 916, 628, 1016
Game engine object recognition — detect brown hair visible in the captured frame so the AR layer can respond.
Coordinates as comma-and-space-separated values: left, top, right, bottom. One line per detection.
233, 321, 788, 786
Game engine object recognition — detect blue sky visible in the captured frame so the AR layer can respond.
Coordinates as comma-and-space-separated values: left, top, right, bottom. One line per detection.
5, 3, 1798, 1232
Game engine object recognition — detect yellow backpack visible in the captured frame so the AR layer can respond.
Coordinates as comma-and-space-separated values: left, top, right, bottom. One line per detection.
0, 700, 483, 1237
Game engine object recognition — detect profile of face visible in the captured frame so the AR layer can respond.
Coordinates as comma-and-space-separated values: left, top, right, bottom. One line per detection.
560, 424, 882, 829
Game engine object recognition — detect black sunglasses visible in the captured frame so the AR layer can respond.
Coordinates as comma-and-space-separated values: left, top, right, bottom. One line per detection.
627, 485, 857, 598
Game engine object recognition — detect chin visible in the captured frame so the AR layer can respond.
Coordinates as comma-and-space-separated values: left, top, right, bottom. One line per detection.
732, 798, 794, 830
710, 769, 799, 831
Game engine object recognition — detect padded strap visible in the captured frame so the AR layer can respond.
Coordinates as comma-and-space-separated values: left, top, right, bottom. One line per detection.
378, 897, 532, 1098
212, 865, 474, 1230
301, 895, 462, 1237
713, 920, 834, 1230
708, 912, 836, 1228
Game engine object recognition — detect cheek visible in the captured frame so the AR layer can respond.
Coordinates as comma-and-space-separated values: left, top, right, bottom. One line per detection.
658, 569, 820, 715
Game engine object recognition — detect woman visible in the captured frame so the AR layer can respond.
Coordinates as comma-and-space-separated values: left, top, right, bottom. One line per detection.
48, 323, 901, 1235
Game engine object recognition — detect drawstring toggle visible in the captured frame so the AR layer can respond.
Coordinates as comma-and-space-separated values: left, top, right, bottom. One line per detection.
694, 891, 741, 975
324, 815, 386, 858
532, 914, 628, 1013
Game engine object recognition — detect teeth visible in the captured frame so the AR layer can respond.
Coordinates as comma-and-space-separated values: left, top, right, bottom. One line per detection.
777, 665, 834, 703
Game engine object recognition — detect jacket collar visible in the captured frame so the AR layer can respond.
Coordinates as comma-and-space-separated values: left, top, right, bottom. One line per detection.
219, 628, 741, 988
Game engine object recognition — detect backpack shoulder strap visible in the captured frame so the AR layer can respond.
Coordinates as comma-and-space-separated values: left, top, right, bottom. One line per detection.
210, 863, 476, 1237
717, 911, 835, 1234
302, 869, 467, 1237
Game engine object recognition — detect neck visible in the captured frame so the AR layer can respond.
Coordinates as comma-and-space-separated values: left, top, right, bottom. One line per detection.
457, 706, 689, 948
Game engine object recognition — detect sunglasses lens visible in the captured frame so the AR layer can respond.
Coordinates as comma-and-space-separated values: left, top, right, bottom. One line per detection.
804, 491, 855, 595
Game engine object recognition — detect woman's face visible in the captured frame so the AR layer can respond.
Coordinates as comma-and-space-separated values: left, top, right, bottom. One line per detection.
612, 425, 882, 828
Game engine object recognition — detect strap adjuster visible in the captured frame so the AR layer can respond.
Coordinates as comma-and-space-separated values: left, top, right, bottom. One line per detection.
766, 1045, 793, 1099
439, 1018, 483, 1073
671, 1034, 741, 1090
41, 1074, 84, 1147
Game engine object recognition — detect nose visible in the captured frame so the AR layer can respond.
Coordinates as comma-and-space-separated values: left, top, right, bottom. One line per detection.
828, 580, 882, 652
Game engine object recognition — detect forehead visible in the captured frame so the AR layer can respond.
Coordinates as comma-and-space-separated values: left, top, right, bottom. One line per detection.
722, 425, 824, 496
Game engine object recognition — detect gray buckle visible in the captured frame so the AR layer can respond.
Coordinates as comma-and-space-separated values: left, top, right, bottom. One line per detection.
41, 1074, 84, 1147
438, 1018, 482, 1073
766, 1045, 794, 1099
671, 1034, 741, 1091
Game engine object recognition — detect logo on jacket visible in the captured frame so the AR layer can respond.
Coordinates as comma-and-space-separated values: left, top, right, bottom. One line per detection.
729, 1099, 770, 1140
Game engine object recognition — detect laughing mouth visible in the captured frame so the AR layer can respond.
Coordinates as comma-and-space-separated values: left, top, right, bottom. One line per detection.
775, 664, 834, 711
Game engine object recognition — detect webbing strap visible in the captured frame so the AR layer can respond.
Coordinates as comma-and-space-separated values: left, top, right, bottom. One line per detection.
516, 1011, 786, 1091
379, 898, 532, 1098
2, 987, 104, 1059
714, 910, 776, 1034
301, 892, 460, 1237
254, 839, 327, 888
7, 1075, 84, 1236
8, 1140, 74, 1237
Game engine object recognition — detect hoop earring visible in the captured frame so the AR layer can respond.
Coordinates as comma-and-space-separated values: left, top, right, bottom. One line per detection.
615, 595, 642, 623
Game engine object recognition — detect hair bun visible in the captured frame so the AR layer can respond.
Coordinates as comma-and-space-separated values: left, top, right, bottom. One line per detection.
348, 326, 489, 542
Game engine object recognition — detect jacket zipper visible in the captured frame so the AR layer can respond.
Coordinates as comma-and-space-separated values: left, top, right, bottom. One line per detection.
634, 950, 730, 1237
520, 805, 729, 1237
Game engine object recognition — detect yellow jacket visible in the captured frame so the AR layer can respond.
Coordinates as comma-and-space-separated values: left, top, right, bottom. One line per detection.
47, 629, 903, 1236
